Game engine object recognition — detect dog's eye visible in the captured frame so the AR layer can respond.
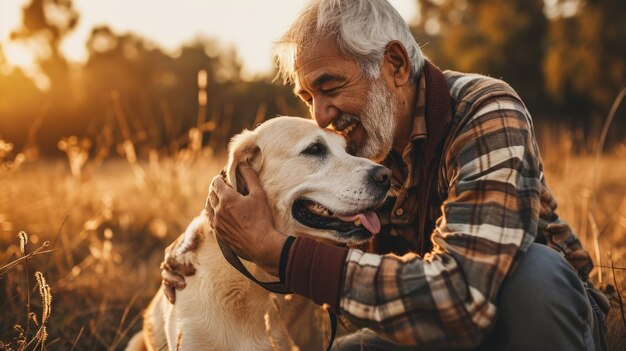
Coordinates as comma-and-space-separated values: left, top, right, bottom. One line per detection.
302, 142, 327, 156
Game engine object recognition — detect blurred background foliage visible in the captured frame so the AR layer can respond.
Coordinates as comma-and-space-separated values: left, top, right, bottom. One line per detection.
0, 0, 625, 160
0, 0, 306, 160
413, 0, 625, 130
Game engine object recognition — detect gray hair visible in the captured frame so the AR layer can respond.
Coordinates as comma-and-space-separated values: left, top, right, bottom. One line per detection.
274, 0, 424, 84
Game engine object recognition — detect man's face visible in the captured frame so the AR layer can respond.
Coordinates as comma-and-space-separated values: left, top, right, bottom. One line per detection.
294, 38, 397, 161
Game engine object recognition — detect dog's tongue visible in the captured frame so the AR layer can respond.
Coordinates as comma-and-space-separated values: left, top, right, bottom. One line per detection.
335, 211, 381, 235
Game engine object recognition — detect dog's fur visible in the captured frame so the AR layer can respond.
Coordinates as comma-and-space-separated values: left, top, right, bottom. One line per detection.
126, 117, 388, 351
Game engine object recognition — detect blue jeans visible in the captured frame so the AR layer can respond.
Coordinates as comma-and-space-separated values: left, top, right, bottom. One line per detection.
332, 243, 607, 351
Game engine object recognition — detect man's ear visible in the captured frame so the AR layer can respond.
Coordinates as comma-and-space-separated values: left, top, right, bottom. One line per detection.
384, 40, 412, 87
225, 129, 263, 194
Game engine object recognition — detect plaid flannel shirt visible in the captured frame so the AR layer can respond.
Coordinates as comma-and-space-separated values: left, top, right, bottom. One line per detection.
340, 68, 593, 347
284, 62, 593, 349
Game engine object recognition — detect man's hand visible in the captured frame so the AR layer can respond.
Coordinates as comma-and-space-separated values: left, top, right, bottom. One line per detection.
209, 163, 287, 276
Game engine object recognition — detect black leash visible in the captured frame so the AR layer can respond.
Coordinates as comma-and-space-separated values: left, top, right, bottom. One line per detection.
217, 236, 338, 351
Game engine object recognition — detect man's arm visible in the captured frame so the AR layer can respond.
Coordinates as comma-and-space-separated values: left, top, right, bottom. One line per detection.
284, 94, 542, 348
537, 176, 594, 278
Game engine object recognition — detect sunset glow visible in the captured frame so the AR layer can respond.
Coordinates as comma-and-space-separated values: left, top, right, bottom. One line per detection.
0, 0, 418, 79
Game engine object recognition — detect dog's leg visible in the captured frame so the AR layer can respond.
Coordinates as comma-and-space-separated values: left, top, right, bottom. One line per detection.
125, 288, 168, 351
125, 331, 147, 351
160, 213, 210, 302
144, 288, 173, 351
145, 215, 211, 350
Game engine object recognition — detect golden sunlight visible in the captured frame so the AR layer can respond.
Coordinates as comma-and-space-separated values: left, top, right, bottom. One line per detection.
2, 42, 35, 67
1, 41, 50, 89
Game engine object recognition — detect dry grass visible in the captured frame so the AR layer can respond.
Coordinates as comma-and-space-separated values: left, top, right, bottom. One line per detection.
0, 152, 225, 350
0, 124, 625, 350
540, 142, 626, 350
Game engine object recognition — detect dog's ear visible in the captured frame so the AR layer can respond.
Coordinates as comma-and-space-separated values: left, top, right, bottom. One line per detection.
225, 129, 263, 194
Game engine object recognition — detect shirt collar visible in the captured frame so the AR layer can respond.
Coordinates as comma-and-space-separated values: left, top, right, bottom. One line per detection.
383, 71, 427, 190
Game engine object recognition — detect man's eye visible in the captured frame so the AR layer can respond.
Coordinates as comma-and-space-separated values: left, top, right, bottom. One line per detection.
302, 142, 327, 156
322, 87, 338, 95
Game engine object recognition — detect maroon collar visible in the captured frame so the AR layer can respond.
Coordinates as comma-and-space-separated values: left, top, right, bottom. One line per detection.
421, 60, 453, 170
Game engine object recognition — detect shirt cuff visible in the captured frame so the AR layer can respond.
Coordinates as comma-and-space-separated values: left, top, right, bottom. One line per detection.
284, 236, 349, 313
279, 236, 296, 283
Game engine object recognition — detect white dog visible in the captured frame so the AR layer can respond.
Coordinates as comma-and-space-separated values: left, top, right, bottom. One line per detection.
126, 116, 390, 351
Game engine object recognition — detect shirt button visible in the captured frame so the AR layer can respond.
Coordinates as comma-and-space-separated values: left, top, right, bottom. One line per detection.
395, 208, 404, 216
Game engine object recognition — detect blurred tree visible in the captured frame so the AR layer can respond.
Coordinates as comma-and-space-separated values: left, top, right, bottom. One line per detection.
80, 27, 301, 156
5, 0, 81, 156
10, 0, 79, 89
0, 45, 6, 68
544, 0, 626, 121
0, 44, 44, 153
0, 4, 327, 158
414, 0, 549, 109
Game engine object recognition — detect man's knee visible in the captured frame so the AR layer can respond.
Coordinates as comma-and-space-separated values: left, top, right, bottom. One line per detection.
503, 243, 588, 310
480, 243, 594, 351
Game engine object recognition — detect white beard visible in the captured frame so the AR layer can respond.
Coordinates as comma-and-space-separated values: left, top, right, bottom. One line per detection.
331, 78, 397, 162
357, 78, 397, 161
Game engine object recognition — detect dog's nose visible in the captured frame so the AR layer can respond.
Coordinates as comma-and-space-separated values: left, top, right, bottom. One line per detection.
369, 166, 391, 187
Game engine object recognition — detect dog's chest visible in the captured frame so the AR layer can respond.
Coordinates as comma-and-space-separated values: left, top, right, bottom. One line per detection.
174, 277, 298, 350
170, 248, 296, 350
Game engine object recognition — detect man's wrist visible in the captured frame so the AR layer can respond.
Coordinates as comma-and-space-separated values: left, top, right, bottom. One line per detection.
283, 237, 350, 312
258, 228, 287, 276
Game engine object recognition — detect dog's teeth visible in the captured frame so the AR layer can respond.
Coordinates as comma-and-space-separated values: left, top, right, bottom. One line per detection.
354, 219, 362, 226
306, 202, 335, 217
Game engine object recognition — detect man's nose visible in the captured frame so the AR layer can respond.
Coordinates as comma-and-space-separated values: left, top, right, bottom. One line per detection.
312, 99, 338, 129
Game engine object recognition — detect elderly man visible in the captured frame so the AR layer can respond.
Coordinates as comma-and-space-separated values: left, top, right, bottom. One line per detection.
163, 0, 608, 350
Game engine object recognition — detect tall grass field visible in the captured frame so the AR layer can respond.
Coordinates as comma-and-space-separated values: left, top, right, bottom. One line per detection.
1, 124, 625, 350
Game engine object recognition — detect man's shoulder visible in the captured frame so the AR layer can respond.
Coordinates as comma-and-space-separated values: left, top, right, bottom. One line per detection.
440, 70, 535, 157
442, 70, 521, 105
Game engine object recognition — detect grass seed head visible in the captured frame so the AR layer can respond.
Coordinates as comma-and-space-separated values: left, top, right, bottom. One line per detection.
18, 231, 27, 254
36, 325, 48, 346
29, 312, 39, 327
35, 271, 52, 324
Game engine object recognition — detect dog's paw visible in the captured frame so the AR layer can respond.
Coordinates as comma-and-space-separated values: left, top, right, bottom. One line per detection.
160, 215, 209, 304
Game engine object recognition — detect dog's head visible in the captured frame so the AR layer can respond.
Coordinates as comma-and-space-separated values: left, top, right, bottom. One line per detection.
224, 116, 390, 245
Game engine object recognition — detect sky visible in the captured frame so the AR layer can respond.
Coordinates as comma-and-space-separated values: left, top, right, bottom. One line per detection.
0, 0, 419, 80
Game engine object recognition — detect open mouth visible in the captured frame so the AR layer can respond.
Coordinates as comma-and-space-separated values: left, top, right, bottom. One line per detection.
339, 121, 357, 136
292, 198, 382, 242
331, 115, 359, 137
